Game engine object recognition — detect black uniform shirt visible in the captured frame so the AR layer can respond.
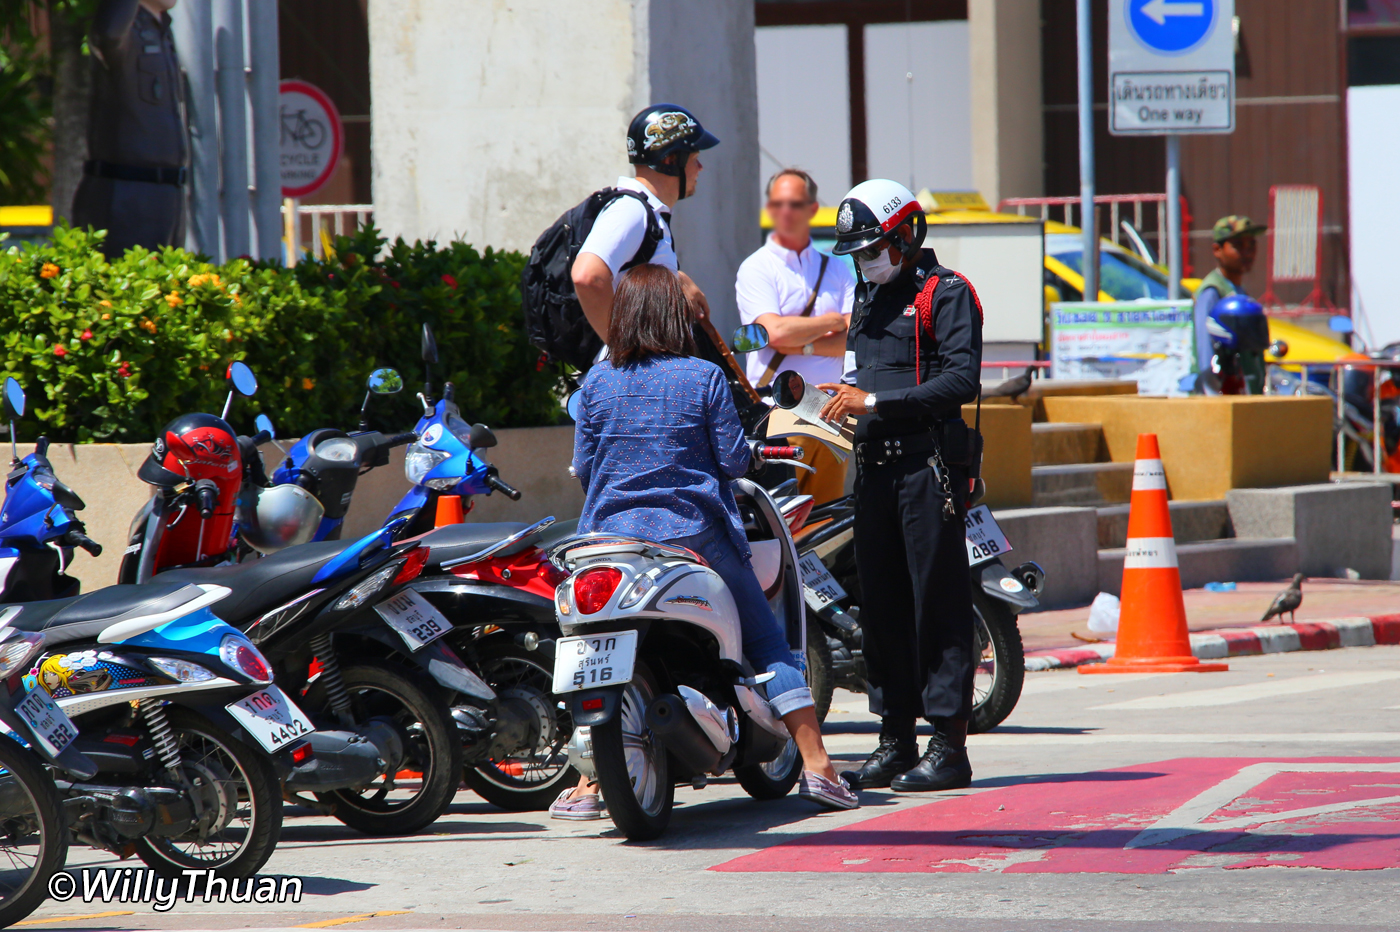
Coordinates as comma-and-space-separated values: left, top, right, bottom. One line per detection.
844, 249, 983, 443
87, 0, 186, 169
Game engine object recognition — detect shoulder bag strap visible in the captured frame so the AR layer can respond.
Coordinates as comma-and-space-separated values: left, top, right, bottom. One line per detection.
757, 253, 831, 389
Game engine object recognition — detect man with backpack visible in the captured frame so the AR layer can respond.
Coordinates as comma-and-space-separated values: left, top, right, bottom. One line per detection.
816, 179, 984, 795
522, 103, 719, 371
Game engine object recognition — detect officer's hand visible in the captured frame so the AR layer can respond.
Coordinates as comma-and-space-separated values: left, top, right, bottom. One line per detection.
816, 383, 866, 423
677, 271, 709, 320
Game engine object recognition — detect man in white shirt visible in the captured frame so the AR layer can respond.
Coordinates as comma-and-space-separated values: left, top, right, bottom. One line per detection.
572, 104, 718, 341
735, 168, 856, 502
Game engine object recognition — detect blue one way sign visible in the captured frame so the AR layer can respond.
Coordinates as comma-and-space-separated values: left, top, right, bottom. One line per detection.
1110, 0, 1234, 135
1128, 0, 1215, 54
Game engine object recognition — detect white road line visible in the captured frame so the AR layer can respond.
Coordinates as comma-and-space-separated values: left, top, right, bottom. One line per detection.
1020, 673, 1161, 695
1088, 671, 1400, 711
822, 731, 1400, 751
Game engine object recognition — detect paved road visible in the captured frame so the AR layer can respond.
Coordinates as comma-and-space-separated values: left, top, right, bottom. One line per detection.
24, 646, 1400, 932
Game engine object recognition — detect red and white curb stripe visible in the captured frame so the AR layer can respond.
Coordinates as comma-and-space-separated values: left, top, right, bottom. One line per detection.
1025, 614, 1400, 671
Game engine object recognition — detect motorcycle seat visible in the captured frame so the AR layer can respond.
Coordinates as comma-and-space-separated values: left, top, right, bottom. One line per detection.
5, 583, 212, 646
158, 539, 358, 624
419, 522, 532, 569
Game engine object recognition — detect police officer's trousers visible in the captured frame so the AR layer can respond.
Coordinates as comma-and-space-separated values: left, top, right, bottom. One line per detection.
853, 455, 975, 724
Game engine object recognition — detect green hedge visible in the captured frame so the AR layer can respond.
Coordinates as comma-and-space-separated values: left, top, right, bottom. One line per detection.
0, 224, 563, 442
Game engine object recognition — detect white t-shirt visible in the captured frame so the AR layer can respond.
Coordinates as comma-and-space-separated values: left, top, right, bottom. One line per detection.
577, 177, 677, 284
735, 234, 855, 390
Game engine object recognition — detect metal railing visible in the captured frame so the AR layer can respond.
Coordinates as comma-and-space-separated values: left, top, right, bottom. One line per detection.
997, 193, 1192, 275
281, 200, 373, 264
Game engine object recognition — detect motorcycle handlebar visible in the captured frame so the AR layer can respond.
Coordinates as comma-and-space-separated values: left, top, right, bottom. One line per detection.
248, 430, 272, 447
195, 480, 220, 519
62, 529, 102, 557
486, 473, 522, 501
384, 431, 419, 448
756, 445, 802, 461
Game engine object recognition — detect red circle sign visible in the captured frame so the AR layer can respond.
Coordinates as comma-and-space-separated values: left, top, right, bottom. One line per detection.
279, 80, 343, 199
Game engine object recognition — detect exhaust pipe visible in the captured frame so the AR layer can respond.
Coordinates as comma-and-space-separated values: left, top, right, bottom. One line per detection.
645, 693, 729, 776
285, 725, 400, 794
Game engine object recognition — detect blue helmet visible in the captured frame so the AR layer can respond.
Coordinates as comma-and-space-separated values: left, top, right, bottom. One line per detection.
1206, 294, 1270, 353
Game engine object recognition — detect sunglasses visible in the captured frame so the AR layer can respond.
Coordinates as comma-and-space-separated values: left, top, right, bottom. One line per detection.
766, 199, 813, 211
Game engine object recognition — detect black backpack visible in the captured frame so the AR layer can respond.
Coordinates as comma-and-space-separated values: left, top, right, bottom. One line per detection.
521, 188, 665, 372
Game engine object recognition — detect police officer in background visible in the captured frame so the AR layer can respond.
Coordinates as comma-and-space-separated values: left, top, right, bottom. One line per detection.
816, 180, 983, 792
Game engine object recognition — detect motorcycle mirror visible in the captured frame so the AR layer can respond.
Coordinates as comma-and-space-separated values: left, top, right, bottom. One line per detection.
1329, 315, 1355, 335
367, 368, 403, 394
421, 324, 439, 364
3, 377, 25, 421
469, 423, 498, 450
732, 323, 770, 354
227, 361, 258, 397
773, 370, 806, 409
254, 413, 276, 440
565, 390, 583, 423
1268, 339, 1289, 359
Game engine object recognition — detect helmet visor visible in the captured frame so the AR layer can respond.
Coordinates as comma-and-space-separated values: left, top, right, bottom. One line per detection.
1220, 313, 1271, 353
832, 231, 891, 258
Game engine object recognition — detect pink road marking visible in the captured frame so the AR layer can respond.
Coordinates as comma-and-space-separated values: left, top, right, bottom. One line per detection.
710, 757, 1400, 875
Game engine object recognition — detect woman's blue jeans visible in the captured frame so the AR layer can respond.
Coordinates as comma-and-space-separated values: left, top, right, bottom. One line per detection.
666, 529, 814, 717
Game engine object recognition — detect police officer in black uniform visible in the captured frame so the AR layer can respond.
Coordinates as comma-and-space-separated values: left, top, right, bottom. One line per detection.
71, 0, 187, 258
816, 179, 983, 792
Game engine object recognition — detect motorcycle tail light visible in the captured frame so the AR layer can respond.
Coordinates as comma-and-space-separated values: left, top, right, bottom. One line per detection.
290, 742, 314, 765
394, 546, 430, 585
332, 564, 398, 610
220, 635, 273, 685
0, 631, 43, 680
573, 567, 622, 615
783, 498, 814, 534
618, 572, 654, 609
149, 656, 217, 683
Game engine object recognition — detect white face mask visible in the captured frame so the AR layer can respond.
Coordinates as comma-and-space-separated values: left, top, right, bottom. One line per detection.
857, 248, 902, 284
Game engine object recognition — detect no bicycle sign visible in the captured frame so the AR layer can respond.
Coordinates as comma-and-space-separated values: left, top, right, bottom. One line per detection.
1109, 0, 1235, 135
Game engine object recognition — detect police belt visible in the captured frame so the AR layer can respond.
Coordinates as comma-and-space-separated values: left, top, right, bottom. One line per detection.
854, 430, 941, 467
84, 160, 187, 187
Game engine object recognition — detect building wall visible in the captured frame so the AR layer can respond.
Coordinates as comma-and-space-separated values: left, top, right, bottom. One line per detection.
969, 0, 1045, 207
368, 0, 757, 337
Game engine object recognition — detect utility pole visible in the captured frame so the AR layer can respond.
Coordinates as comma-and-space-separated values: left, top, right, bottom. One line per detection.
1076, 0, 1098, 302
1165, 134, 1182, 300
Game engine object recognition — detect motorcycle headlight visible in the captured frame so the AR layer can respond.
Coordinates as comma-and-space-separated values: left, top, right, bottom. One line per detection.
404, 443, 451, 485
315, 437, 358, 464
332, 563, 399, 611
219, 635, 273, 685
425, 476, 460, 491
0, 631, 43, 680
149, 656, 217, 683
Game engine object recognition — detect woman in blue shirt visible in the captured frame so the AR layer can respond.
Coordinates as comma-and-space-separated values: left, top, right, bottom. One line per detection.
550, 264, 857, 819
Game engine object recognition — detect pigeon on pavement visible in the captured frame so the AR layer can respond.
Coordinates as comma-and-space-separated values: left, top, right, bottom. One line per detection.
986, 366, 1034, 402
1261, 573, 1305, 623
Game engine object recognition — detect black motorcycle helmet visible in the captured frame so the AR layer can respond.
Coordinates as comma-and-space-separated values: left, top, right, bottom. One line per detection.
626, 103, 719, 200
831, 178, 927, 262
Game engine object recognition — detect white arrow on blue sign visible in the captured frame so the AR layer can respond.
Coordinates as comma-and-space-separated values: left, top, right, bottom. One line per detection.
1127, 0, 1216, 55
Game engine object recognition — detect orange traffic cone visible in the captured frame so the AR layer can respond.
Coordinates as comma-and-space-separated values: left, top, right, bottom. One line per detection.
1081, 433, 1227, 675
434, 494, 465, 527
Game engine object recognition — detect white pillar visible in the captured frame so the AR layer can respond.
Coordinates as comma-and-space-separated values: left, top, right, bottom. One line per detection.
247, 0, 282, 261
171, 0, 220, 259
214, 0, 250, 258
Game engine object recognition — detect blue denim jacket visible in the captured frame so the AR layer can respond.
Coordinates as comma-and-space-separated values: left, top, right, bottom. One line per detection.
573, 354, 753, 562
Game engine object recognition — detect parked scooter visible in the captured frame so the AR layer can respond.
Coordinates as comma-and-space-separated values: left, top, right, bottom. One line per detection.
548, 459, 814, 841
766, 370, 1044, 732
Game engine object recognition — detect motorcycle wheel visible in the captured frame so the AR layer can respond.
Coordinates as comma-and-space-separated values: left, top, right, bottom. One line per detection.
805, 618, 834, 724
0, 734, 68, 927
308, 660, 464, 835
463, 641, 578, 812
734, 731, 803, 800
969, 591, 1026, 734
591, 662, 672, 840
134, 708, 282, 878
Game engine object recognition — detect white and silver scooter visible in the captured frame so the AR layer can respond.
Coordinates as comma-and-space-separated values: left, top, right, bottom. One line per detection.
547, 459, 813, 841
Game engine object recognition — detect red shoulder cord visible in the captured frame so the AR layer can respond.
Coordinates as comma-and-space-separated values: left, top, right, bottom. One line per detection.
912, 271, 984, 385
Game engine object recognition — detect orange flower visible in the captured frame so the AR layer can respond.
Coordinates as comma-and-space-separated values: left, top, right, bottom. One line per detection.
39, 263, 59, 279
98, 300, 112, 308
164, 291, 182, 308
140, 319, 157, 334
101, 313, 111, 320
302, 378, 315, 391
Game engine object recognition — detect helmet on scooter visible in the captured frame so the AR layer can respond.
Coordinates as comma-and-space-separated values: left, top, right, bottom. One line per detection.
831, 179, 926, 261
1206, 294, 1270, 353
237, 483, 325, 554
138, 412, 241, 488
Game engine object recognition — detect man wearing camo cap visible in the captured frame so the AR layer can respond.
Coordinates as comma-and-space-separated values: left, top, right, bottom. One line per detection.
1191, 215, 1267, 385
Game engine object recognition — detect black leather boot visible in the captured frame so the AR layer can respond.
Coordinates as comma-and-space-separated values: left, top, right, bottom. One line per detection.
890, 719, 972, 792
841, 719, 917, 789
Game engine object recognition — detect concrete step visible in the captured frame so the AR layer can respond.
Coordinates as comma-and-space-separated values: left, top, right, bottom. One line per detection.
1031, 421, 1106, 466
1032, 462, 1134, 507
1097, 499, 1233, 549
1097, 537, 1298, 597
